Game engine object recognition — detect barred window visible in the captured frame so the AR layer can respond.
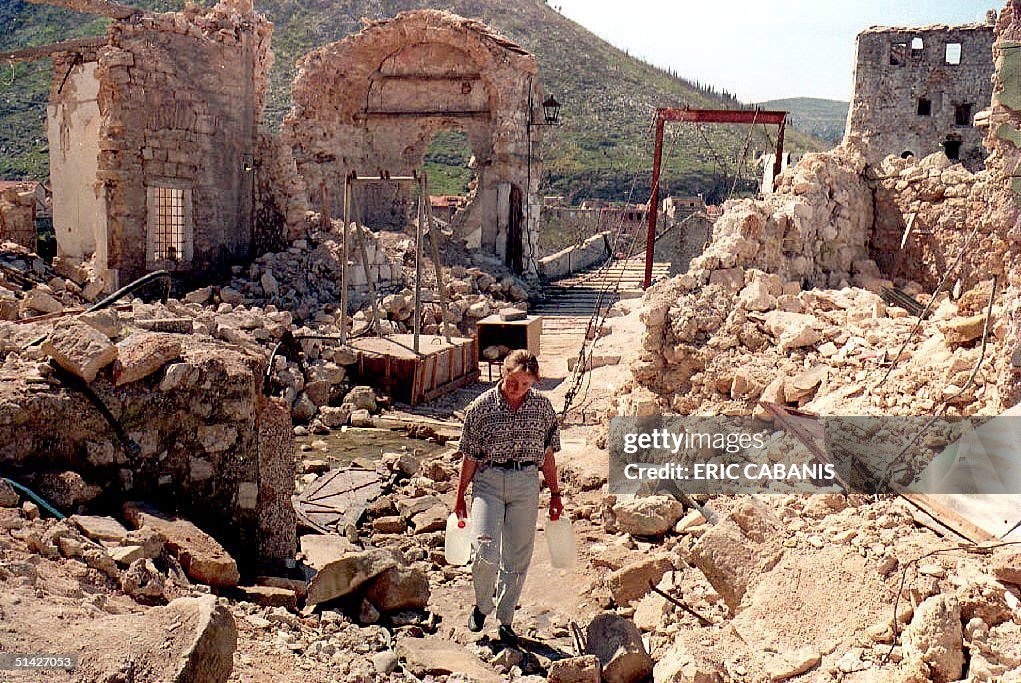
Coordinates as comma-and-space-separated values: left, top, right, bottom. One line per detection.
147, 184, 192, 267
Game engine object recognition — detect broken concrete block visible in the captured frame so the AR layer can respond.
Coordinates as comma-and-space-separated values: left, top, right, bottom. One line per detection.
611, 495, 684, 536
184, 286, 212, 304
371, 516, 407, 534
939, 315, 986, 346
237, 585, 297, 611
167, 594, 238, 683
299, 533, 358, 571
548, 655, 601, 683
411, 505, 447, 534
71, 514, 129, 543
499, 307, 527, 321
319, 405, 352, 428
42, 320, 118, 382
113, 333, 182, 386
110, 545, 146, 566
305, 548, 401, 606
135, 317, 194, 334
785, 366, 827, 403
688, 502, 783, 611
363, 566, 430, 612
901, 594, 963, 683
22, 287, 63, 315
123, 502, 239, 587
653, 640, 725, 682
78, 309, 122, 338
674, 509, 707, 533
763, 310, 822, 349
738, 279, 777, 312
607, 555, 673, 605
585, 613, 653, 683
344, 385, 377, 411
397, 495, 442, 520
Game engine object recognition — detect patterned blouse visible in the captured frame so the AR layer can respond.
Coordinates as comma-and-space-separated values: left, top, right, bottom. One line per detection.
458, 384, 561, 465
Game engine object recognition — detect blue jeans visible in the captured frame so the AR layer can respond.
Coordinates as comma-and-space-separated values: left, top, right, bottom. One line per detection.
470, 464, 540, 626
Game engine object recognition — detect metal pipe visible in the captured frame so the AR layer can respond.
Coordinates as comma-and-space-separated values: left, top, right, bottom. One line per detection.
2, 477, 66, 519
645, 113, 665, 289
413, 177, 424, 353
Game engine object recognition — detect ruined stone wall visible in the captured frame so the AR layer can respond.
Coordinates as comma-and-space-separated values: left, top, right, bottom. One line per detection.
283, 10, 544, 278
985, 0, 1021, 409
0, 326, 295, 570
0, 185, 37, 250
253, 133, 310, 253
63, 0, 273, 288
846, 23, 994, 171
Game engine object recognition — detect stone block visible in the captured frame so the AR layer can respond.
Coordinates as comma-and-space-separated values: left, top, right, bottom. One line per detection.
305, 548, 401, 606
585, 613, 653, 683
607, 555, 674, 605
113, 333, 182, 386
548, 655, 601, 683
611, 496, 684, 536
123, 502, 240, 587
71, 514, 129, 543
363, 566, 430, 612
42, 320, 118, 382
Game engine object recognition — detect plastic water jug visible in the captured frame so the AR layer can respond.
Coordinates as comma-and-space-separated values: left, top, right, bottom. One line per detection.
545, 513, 576, 569
444, 513, 473, 566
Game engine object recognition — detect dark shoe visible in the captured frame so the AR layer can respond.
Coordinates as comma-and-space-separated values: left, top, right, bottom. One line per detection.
498, 624, 518, 645
468, 606, 486, 632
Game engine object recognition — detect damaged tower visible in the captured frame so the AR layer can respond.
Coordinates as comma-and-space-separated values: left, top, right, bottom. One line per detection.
846, 19, 995, 170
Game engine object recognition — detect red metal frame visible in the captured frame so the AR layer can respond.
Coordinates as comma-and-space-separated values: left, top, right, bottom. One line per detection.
644, 107, 787, 288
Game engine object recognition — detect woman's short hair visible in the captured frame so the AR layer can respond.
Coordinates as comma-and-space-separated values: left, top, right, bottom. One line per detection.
502, 349, 540, 379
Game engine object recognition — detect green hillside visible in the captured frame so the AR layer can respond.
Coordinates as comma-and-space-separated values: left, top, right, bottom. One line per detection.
758, 97, 849, 146
1, 0, 826, 202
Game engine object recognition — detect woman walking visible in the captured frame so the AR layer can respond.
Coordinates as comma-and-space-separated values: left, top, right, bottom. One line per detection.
453, 350, 563, 644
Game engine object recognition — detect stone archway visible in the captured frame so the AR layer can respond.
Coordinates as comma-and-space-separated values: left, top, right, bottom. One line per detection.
283, 10, 545, 278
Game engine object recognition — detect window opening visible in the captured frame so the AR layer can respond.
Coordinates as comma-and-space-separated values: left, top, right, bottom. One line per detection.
890, 42, 908, 66
911, 37, 924, 58
945, 43, 962, 65
955, 103, 973, 127
917, 98, 932, 116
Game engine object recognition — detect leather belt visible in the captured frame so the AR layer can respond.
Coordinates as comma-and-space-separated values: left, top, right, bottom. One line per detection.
490, 460, 536, 470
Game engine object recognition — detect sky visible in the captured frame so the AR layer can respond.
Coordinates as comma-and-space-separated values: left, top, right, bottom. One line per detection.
552, 0, 997, 103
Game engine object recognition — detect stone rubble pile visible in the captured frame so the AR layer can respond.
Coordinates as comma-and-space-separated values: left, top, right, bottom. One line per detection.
627, 143, 1018, 420
579, 491, 1021, 683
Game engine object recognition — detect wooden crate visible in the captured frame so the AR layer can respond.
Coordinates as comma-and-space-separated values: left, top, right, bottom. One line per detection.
476, 314, 542, 358
349, 334, 479, 406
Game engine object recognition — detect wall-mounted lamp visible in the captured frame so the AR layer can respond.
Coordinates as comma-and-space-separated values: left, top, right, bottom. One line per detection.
541, 95, 561, 125
527, 92, 562, 128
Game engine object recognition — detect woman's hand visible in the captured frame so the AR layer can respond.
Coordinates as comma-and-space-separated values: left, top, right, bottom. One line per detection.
549, 494, 564, 520
454, 493, 468, 521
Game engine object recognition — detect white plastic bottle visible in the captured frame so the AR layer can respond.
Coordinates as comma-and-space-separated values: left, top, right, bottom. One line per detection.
545, 512, 576, 569
444, 513, 472, 566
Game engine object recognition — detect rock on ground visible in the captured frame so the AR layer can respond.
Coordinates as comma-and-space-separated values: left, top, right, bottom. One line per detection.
585, 613, 653, 683
612, 496, 685, 536
42, 320, 118, 382
123, 502, 239, 588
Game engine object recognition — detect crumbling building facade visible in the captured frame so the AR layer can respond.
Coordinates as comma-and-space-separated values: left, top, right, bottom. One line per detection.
46, 0, 272, 290
283, 10, 546, 278
846, 21, 995, 170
